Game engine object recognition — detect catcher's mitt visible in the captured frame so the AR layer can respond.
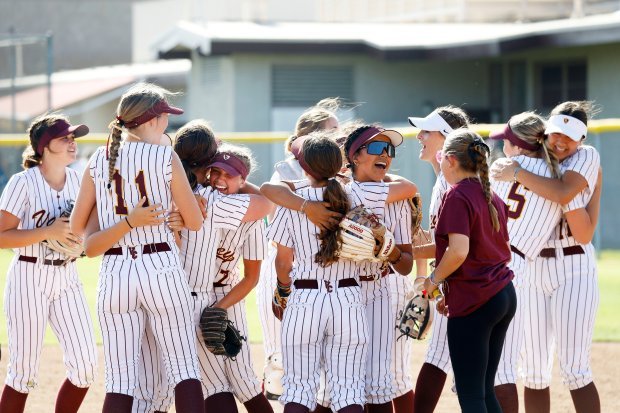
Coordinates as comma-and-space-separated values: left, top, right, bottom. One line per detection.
338, 205, 395, 262
200, 307, 245, 358
407, 194, 423, 238
43, 201, 85, 261
272, 282, 291, 321
398, 292, 434, 340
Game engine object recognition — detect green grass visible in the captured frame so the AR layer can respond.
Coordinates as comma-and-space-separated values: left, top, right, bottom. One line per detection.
0, 249, 618, 345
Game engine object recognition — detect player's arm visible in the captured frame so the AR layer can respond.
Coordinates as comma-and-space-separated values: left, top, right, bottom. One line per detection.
413, 230, 430, 276
491, 159, 586, 204
71, 166, 97, 236
170, 151, 203, 231
390, 243, 413, 275
412, 241, 436, 259
274, 243, 294, 285
0, 210, 78, 248
213, 259, 262, 309
423, 233, 469, 295
260, 181, 342, 230
83, 197, 165, 257
242, 194, 272, 223
383, 174, 418, 203
564, 167, 602, 244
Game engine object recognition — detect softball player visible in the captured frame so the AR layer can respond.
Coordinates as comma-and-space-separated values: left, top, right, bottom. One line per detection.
0, 114, 97, 413
264, 133, 371, 413
257, 99, 340, 400
130, 122, 271, 413
407, 106, 470, 413
488, 112, 566, 413
70, 83, 205, 413
491, 101, 602, 413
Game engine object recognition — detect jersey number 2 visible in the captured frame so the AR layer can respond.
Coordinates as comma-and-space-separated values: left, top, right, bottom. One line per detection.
507, 182, 526, 219
112, 169, 149, 215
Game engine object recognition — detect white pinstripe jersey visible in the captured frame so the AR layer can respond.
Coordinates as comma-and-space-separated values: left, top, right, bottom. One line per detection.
546, 145, 600, 248
491, 155, 563, 260
179, 185, 249, 291
429, 172, 450, 242
267, 185, 361, 283
89, 143, 175, 247
347, 180, 391, 277
212, 220, 269, 286
384, 199, 413, 273
0, 166, 80, 260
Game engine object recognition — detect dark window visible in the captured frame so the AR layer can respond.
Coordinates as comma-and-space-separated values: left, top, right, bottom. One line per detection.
272, 65, 353, 107
536, 61, 587, 114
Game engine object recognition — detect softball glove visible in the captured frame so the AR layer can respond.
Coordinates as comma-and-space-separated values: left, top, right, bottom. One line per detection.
338, 205, 395, 262
200, 307, 245, 358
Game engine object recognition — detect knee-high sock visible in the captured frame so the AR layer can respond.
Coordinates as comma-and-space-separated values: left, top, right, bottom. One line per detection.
55, 379, 89, 413
0, 385, 28, 413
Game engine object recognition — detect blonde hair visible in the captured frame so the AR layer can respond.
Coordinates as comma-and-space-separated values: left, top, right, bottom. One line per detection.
22, 113, 70, 169
107, 82, 178, 188
285, 97, 341, 153
435, 105, 471, 130
508, 111, 561, 179
444, 129, 500, 231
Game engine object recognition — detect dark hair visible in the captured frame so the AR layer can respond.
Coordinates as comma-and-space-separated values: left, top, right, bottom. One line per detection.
343, 124, 376, 171
174, 119, 218, 190
443, 129, 500, 231
435, 105, 471, 130
549, 100, 598, 126
301, 133, 350, 267
22, 113, 69, 169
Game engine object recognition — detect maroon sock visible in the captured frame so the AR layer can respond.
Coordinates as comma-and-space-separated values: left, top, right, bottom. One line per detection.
392, 390, 414, 413
55, 379, 89, 413
102, 393, 133, 413
364, 402, 393, 413
284, 402, 310, 413
413, 363, 447, 413
204, 391, 238, 413
494, 384, 518, 413
570, 382, 600, 413
338, 405, 363, 413
175, 379, 205, 413
0, 385, 28, 413
312, 404, 333, 413
243, 393, 274, 413
524, 387, 550, 413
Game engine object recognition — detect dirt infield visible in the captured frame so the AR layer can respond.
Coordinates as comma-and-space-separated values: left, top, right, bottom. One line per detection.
1, 342, 616, 412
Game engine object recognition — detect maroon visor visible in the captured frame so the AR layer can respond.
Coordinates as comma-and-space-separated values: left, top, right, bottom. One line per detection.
37, 119, 89, 155
119, 100, 184, 129
207, 152, 249, 179
489, 124, 541, 152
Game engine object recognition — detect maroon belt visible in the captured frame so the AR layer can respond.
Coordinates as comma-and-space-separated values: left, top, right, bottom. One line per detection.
539, 245, 585, 258
294, 278, 359, 289
18, 255, 74, 266
510, 245, 525, 259
104, 242, 171, 256
359, 266, 394, 282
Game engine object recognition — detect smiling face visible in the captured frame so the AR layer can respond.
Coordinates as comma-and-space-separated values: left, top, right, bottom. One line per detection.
45, 133, 78, 165
352, 134, 393, 182
547, 132, 581, 161
417, 130, 445, 164
208, 167, 244, 195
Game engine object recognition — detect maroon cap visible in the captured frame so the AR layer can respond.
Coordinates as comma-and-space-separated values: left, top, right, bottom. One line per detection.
346, 126, 403, 161
290, 136, 322, 180
489, 124, 541, 152
207, 152, 249, 179
118, 100, 184, 129
37, 119, 89, 155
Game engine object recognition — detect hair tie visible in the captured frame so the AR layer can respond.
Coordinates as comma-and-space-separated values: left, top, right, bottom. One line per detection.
115, 116, 125, 127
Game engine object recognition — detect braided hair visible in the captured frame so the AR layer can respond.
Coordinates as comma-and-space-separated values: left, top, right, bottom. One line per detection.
444, 129, 500, 231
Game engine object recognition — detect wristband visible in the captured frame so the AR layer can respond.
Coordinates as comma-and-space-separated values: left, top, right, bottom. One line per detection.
125, 217, 134, 229
513, 166, 523, 183
428, 271, 440, 286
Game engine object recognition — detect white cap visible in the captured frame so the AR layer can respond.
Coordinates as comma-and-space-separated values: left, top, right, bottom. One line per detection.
408, 110, 454, 137
545, 114, 587, 142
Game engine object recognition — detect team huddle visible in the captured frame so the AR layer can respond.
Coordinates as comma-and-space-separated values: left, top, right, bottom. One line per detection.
0, 81, 601, 413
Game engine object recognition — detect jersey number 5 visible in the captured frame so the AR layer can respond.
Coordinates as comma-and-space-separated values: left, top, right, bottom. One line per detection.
112, 169, 149, 215
507, 182, 526, 219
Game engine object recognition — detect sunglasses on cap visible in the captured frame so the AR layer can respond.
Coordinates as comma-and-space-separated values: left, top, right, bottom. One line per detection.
359, 141, 396, 158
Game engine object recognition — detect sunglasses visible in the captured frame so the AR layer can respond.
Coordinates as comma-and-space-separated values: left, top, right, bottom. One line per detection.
360, 141, 396, 158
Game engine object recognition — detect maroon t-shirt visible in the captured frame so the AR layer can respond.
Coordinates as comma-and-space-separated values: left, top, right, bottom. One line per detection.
435, 177, 514, 317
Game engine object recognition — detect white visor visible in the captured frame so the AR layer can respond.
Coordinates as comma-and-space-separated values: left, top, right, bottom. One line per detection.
408, 110, 454, 137
545, 115, 587, 142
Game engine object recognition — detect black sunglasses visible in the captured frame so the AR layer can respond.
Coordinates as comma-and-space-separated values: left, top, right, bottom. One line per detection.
360, 141, 396, 158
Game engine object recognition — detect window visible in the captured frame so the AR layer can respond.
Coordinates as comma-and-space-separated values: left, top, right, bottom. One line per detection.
272, 65, 353, 107
536, 61, 587, 114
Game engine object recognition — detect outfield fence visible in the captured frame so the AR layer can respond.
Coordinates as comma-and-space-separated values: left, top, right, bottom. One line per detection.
1, 120, 620, 248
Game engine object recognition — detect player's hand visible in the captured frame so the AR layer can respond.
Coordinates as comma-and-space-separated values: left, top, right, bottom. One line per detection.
166, 210, 185, 232
128, 197, 166, 227
305, 201, 342, 230
436, 296, 448, 317
195, 195, 208, 219
46, 217, 82, 247
490, 158, 521, 182
423, 276, 439, 297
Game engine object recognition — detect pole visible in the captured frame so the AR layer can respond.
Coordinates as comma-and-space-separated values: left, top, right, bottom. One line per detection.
46, 31, 53, 112
9, 26, 16, 132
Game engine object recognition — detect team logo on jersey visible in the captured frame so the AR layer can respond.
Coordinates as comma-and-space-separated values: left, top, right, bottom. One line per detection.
216, 247, 235, 262
324, 280, 333, 292
32, 209, 54, 228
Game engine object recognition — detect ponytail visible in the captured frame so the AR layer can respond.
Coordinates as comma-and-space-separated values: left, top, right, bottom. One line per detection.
315, 177, 350, 267
106, 119, 123, 189
472, 144, 500, 232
